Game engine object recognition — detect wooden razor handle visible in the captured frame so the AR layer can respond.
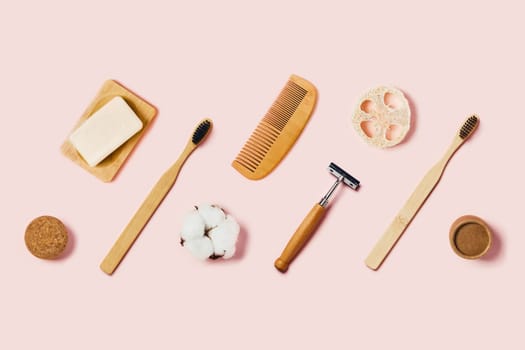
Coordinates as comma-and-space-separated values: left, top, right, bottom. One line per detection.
275, 204, 326, 273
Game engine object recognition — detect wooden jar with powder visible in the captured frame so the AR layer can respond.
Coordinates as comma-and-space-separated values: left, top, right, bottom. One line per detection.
449, 215, 492, 259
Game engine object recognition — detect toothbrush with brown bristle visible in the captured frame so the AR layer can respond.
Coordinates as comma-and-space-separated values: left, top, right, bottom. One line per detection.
100, 119, 213, 275
365, 115, 479, 270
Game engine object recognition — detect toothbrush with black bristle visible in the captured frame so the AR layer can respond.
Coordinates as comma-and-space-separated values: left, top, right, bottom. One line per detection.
365, 115, 479, 270
101, 119, 213, 275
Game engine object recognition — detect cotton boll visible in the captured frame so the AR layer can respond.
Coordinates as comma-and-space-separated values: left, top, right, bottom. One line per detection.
222, 215, 240, 235
181, 208, 205, 241
222, 246, 236, 259
182, 236, 214, 260
208, 215, 240, 259
180, 204, 242, 260
208, 226, 233, 257
197, 204, 226, 230
208, 216, 239, 245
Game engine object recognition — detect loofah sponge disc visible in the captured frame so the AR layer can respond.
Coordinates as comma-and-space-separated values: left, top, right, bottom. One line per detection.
352, 86, 411, 148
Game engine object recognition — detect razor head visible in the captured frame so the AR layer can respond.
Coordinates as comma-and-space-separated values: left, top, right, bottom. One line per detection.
328, 162, 360, 190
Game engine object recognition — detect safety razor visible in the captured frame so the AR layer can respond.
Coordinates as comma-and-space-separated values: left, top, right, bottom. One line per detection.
274, 162, 360, 272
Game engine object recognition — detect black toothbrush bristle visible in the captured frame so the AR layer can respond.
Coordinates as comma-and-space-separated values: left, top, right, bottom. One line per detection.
192, 119, 212, 145
459, 115, 479, 139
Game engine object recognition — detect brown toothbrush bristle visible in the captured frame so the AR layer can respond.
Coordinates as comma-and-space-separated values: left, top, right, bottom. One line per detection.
459, 115, 479, 139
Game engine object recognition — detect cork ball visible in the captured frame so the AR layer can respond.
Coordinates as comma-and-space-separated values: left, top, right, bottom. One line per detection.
25, 216, 69, 259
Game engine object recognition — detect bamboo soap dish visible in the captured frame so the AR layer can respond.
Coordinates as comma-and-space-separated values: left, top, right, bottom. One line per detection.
61, 80, 157, 182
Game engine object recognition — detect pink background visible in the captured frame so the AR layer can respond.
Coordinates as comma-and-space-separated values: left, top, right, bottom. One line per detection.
1, 1, 523, 349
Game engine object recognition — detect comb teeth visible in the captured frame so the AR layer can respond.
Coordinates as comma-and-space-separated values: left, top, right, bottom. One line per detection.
235, 122, 279, 171
459, 115, 479, 139
263, 81, 307, 131
232, 75, 317, 179
234, 79, 308, 173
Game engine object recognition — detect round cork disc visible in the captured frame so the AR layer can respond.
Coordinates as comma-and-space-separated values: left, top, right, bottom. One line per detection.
25, 216, 68, 259
352, 86, 411, 148
449, 215, 492, 259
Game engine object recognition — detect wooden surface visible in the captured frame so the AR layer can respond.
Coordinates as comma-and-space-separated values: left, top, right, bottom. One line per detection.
61, 80, 157, 182
100, 142, 197, 275
365, 134, 468, 270
232, 74, 317, 180
275, 203, 326, 272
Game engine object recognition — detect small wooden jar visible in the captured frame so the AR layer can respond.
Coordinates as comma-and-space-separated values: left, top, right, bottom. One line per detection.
449, 215, 492, 259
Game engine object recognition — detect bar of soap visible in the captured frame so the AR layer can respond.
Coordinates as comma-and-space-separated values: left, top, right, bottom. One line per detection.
69, 96, 143, 167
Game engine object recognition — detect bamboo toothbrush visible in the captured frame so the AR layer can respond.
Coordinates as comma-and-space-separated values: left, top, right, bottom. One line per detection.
100, 119, 213, 275
365, 115, 479, 270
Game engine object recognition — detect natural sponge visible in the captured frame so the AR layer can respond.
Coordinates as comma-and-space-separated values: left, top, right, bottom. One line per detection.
180, 204, 240, 260
352, 86, 411, 148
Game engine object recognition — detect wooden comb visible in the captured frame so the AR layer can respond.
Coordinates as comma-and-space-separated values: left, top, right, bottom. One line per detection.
232, 75, 317, 180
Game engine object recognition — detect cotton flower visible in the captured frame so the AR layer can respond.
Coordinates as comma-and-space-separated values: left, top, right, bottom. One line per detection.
180, 204, 240, 260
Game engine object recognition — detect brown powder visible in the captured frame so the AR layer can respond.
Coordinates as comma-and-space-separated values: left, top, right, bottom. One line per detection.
453, 222, 490, 257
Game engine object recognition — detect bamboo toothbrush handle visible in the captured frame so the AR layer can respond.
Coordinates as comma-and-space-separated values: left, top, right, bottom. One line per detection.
365, 137, 465, 270
100, 144, 195, 275
275, 204, 326, 273
364, 168, 441, 270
